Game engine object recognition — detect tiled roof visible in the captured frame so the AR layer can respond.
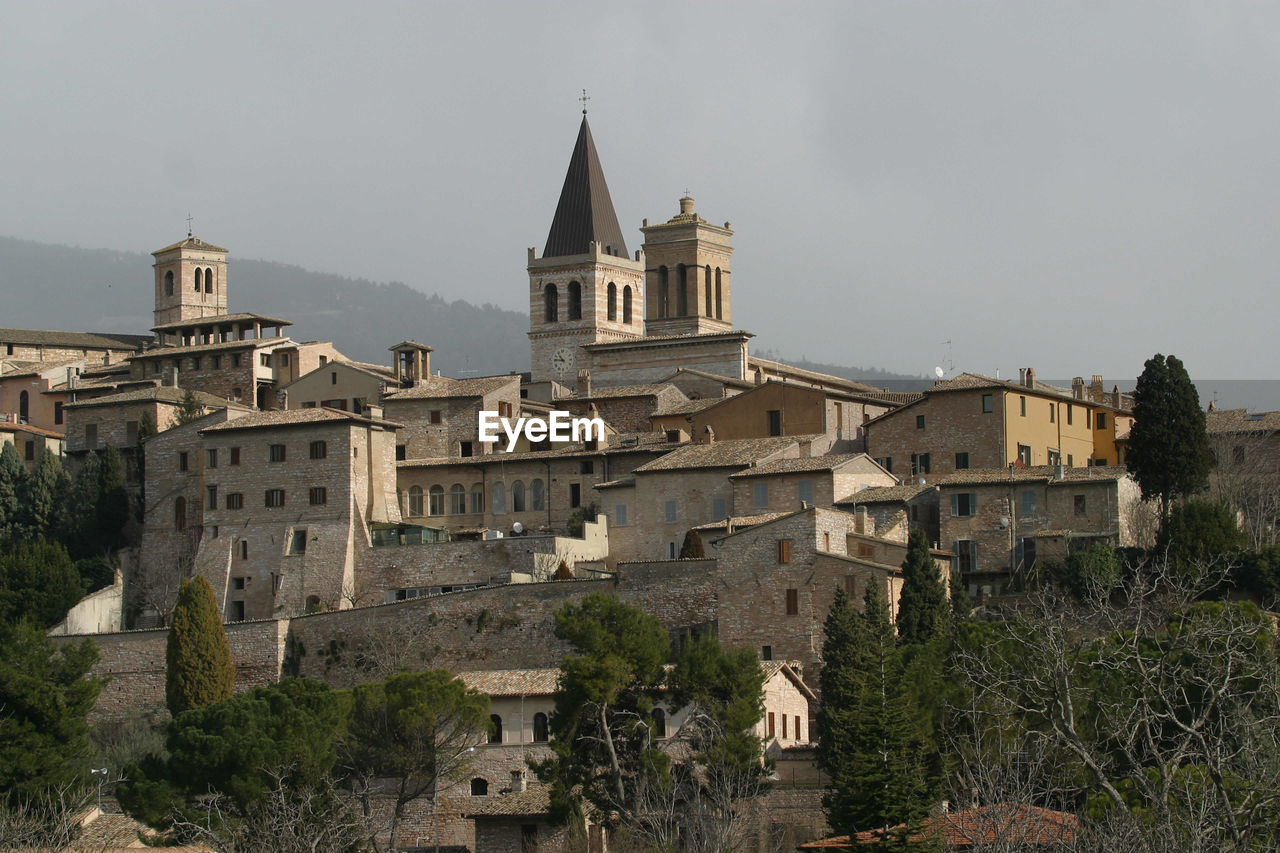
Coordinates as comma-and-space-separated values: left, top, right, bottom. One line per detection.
561, 383, 677, 400
1208, 408, 1280, 434
0, 328, 149, 350
583, 331, 754, 351
692, 511, 793, 532
0, 357, 87, 377
399, 432, 678, 467
465, 786, 553, 818
0, 422, 66, 439
632, 435, 813, 473
201, 407, 401, 433
151, 312, 291, 332
652, 398, 721, 417
920, 372, 1134, 412
457, 668, 560, 697
746, 356, 887, 395
64, 386, 234, 410
131, 336, 290, 357
543, 116, 629, 259
728, 453, 869, 478
836, 483, 935, 504
593, 478, 636, 490
345, 360, 397, 380
799, 803, 1078, 848
663, 367, 755, 390
152, 235, 228, 254
384, 374, 519, 400
936, 465, 1130, 487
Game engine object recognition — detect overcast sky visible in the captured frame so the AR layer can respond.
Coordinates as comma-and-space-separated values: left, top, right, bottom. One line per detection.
2, 2, 1276, 380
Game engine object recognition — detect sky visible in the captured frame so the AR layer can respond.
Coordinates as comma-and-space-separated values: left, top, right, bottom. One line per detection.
2, 1, 1277, 380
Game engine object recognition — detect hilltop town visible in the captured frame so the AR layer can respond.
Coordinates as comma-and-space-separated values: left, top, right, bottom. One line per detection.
2, 116, 1278, 852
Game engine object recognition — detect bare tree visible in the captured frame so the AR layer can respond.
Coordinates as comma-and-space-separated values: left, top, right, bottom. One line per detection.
0, 785, 91, 852
1208, 427, 1280, 550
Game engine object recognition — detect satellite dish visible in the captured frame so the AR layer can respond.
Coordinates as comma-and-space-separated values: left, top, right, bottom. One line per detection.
934, 366, 945, 379
512, 522, 524, 535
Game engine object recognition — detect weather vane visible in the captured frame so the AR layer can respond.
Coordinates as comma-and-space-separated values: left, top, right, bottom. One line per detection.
186, 213, 193, 238
579, 89, 590, 115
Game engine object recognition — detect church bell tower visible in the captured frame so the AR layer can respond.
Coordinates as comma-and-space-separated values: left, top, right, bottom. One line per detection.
152, 235, 229, 329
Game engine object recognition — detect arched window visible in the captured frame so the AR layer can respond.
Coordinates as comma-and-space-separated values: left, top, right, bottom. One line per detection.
530, 479, 545, 511
544, 284, 558, 322
567, 281, 582, 320
607, 282, 617, 321
428, 485, 444, 516
715, 268, 723, 319
470, 778, 489, 796
705, 266, 712, 316
164, 270, 174, 296
174, 497, 187, 530
491, 482, 506, 515
533, 712, 549, 742
195, 268, 203, 292
18, 391, 29, 423
204, 267, 214, 293
408, 486, 424, 516
623, 285, 633, 324
511, 480, 525, 512
657, 267, 668, 317
676, 264, 688, 317
489, 714, 503, 744
652, 708, 667, 739
450, 483, 466, 514
471, 484, 485, 514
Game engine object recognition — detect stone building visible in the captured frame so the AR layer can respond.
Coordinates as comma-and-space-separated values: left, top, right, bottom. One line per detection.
384, 374, 522, 460
282, 356, 397, 412
833, 482, 941, 547
0, 420, 64, 469
728, 453, 896, 517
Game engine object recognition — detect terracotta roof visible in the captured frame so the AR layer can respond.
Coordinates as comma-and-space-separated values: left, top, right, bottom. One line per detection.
131, 336, 291, 357
799, 803, 1078, 849
836, 483, 934, 504
0, 328, 149, 350
691, 511, 793, 532
151, 312, 291, 332
936, 465, 1130, 487
399, 432, 677, 467
582, 331, 754, 351
345, 360, 398, 380
761, 660, 819, 701
652, 398, 721, 417
200, 407, 401, 433
457, 667, 561, 697
1207, 408, 1280, 434
663, 367, 755, 390
63, 386, 235, 410
728, 453, 870, 478
388, 340, 434, 351
632, 435, 812, 473
746, 356, 887, 395
0, 421, 65, 439
543, 116, 630, 259
561, 383, 678, 400
152, 235, 228, 254
0, 356, 87, 377
384, 374, 519, 400
465, 786, 553, 818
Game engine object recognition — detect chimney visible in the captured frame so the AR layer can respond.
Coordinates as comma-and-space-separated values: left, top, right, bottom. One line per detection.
511, 770, 527, 793
365, 403, 384, 420
1090, 375, 1104, 402
1112, 385, 1121, 408
703, 425, 715, 446
578, 369, 591, 397
1072, 377, 1085, 400
1023, 367, 1036, 389
420, 349, 430, 385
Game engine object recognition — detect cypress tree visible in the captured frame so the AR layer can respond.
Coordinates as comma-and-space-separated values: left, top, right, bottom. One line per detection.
1126, 353, 1211, 526
66, 450, 102, 557
97, 445, 129, 548
0, 442, 24, 540
135, 411, 156, 523
166, 576, 235, 716
18, 449, 69, 540
896, 529, 948, 645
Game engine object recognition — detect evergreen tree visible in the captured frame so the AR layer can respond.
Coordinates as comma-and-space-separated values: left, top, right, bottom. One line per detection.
175, 388, 206, 425
17, 449, 69, 540
135, 411, 156, 523
65, 450, 102, 557
165, 576, 235, 716
1126, 353, 1211, 525
0, 540, 85, 629
96, 444, 129, 549
0, 441, 24, 539
896, 529, 948, 645
679, 529, 706, 558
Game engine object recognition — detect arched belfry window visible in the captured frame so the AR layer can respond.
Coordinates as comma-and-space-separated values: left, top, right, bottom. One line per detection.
567, 281, 582, 320
544, 284, 558, 322
715, 268, 723, 319
607, 282, 617, 321
194, 268, 203, 292
512, 480, 526, 512
164, 270, 174, 296
657, 267, 669, 317
676, 264, 688, 317
205, 267, 214, 293
705, 266, 712, 316
623, 285, 633, 324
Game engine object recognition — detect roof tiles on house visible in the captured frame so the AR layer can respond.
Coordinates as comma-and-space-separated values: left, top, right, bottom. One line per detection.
131, 336, 292, 357
200, 407, 400, 432
835, 483, 935, 504
457, 668, 560, 697
1208, 408, 1280, 433
632, 435, 813, 473
0, 328, 150, 350
727, 453, 869, 478
798, 803, 1078, 848
63, 386, 236, 410
383, 374, 519, 400
151, 312, 291, 331
935, 465, 1130, 487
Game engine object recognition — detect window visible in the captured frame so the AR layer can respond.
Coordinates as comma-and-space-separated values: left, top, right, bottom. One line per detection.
607, 282, 617, 321
579, 459, 594, 474
982, 393, 993, 413
878, 456, 893, 473
191, 357, 201, 370
230, 446, 240, 465
1095, 457, 1108, 466
569, 483, 581, 508
1074, 494, 1087, 516
53, 402, 63, 425
1067, 405, 1073, 425
782, 714, 788, 738
450, 484, 466, 514
310, 487, 327, 505
916, 414, 926, 429
785, 588, 798, 615
290, 529, 307, 554
232, 353, 242, 367
429, 409, 442, 424
778, 539, 792, 563
206, 448, 218, 468
1096, 412, 1107, 429
955, 452, 969, 470
471, 778, 489, 796
953, 539, 977, 574
951, 492, 977, 516
396, 444, 406, 461
530, 479, 545, 511
767, 409, 782, 436
798, 479, 814, 506
1049, 403, 1055, 423
164, 269, 174, 295
544, 283, 558, 322
1067, 454, 1074, 466
240, 540, 248, 560
511, 481, 526, 512
207, 485, 218, 510
265, 489, 285, 507
1017, 537, 1038, 571
768, 712, 776, 738
491, 482, 506, 514
795, 716, 803, 742
623, 285, 633, 324
489, 715, 503, 744
428, 485, 444, 516
762, 645, 773, 660
230, 601, 245, 621
269, 444, 286, 462
712, 498, 727, 521
260, 353, 271, 367
174, 497, 186, 530
1020, 490, 1036, 515
84, 423, 98, 449
753, 481, 769, 509
194, 267, 202, 291
459, 440, 473, 458
309, 440, 327, 459
19, 440, 30, 462
567, 280, 582, 320
911, 453, 931, 475
615, 504, 628, 526
471, 485, 485, 514
651, 708, 667, 738
408, 486, 424, 516
178, 451, 189, 471
233, 577, 245, 590
1047, 449, 1061, 466
1017, 444, 1032, 466
227, 492, 243, 510
664, 501, 677, 524
533, 712, 549, 742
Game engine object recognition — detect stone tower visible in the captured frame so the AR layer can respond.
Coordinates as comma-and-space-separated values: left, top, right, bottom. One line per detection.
528, 116, 644, 389
641, 195, 733, 337
152, 236, 230, 329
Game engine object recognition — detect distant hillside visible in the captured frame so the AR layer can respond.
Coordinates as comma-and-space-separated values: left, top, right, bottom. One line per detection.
0, 236, 530, 376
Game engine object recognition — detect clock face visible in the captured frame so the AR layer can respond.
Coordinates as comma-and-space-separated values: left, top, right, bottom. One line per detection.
551, 346, 575, 378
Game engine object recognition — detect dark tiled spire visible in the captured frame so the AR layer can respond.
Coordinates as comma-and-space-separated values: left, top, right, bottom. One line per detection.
543, 117, 629, 259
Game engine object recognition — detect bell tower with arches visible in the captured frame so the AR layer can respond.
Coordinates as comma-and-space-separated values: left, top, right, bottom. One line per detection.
152, 235, 229, 329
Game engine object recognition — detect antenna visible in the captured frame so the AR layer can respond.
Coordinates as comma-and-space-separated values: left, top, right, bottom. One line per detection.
939, 339, 954, 377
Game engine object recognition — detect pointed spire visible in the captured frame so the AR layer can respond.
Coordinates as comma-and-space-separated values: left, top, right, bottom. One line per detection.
543, 116, 629, 259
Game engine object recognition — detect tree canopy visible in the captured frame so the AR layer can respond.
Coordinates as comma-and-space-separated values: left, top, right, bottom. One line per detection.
1126, 353, 1210, 523
896, 529, 948, 645
0, 539, 84, 630
166, 576, 235, 716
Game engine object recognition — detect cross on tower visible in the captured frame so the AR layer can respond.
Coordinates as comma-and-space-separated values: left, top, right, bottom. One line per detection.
579, 89, 590, 115
186, 214, 193, 238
